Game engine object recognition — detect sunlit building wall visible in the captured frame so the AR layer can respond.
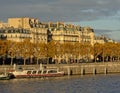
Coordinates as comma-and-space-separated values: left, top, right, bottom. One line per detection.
0, 21, 9, 28
80, 26, 94, 45
8, 17, 48, 43
0, 28, 31, 42
94, 35, 116, 44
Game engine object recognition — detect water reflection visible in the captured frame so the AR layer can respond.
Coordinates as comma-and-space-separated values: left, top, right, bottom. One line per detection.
0, 74, 120, 93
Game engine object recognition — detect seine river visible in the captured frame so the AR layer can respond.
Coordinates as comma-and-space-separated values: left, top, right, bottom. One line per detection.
0, 74, 120, 93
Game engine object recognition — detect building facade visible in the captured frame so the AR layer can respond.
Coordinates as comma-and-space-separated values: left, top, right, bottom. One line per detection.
0, 17, 97, 63
94, 35, 116, 44
7, 17, 95, 45
49, 22, 80, 43
0, 27, 31, 42
8, 17, 49, 43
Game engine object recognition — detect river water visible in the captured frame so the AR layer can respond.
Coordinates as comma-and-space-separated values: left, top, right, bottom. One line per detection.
0, 74, 120, 93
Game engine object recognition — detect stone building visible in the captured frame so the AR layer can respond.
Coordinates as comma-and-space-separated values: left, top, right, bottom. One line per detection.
0, 17, 96, 63
94, 35, 116, 44
8, 17, 49, 43
0, 21, 9, 28
80, 26, 94, 45
7, 17, 95, 44
49, 22, 80, 43
0, 27, 31, 42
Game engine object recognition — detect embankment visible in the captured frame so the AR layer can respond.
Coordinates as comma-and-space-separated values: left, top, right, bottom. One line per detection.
1, 62, 120, 75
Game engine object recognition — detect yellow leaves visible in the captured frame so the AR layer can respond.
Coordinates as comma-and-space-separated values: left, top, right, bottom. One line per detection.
94, 43, 103, 56
37, 42, 47, 57
104, 42, 117, 56
47, 40, 56, 57
0, 39, 120, 63
0, 40, 8, 56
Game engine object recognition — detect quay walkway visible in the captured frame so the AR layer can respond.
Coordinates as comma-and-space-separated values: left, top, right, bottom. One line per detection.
0, 62, 120, 75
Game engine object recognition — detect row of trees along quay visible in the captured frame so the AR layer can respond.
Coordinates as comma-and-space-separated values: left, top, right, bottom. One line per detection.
0, 39, 120, 65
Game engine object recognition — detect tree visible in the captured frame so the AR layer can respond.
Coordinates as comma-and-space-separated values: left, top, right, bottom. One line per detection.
47, 41, 56, 58
33, 42, 47, 65
103, 43, 113, 62
53, 41, 61, 63
20, 39, 34, 65
0, 40, 7, 65
72, 42, 80, 63
7, 41, 18, 65
63, 42, 73, 63
93, 43, 103, 62
115, 43, 120, 61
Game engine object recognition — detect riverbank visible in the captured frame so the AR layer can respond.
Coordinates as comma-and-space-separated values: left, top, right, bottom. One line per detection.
0, 62, 120, 75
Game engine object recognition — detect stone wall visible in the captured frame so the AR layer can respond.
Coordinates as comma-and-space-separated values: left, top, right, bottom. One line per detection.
1, 62, 120, 75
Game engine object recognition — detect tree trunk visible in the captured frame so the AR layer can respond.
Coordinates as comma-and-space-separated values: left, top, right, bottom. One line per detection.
2, 60, 5, 65
102, 53, 105, 62
11, 57, 13, 65
118, 56, 120, 61
94, 55, 96, 62
36, 57, 39, 65
24, 58, 26, 65
119, 56, 120, 61
30, 56, 33, 64
110, 56, 112, 62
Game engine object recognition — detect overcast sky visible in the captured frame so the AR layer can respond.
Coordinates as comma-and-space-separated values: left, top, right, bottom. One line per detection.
0, 0, 120, 41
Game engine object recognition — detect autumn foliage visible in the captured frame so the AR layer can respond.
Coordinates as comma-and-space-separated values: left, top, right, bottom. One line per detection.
0, 40, 120, 65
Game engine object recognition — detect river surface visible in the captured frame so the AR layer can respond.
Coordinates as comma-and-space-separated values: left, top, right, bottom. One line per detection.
0, 74, 120, 93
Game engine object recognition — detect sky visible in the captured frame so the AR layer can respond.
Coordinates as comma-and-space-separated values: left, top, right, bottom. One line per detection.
0, 0, 120, 41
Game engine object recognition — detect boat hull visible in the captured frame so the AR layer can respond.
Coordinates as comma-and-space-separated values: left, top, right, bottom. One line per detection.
9, 70, 65, 78
0, 77, 10, 80
0, 75, 10, 80
14, 73, 64, 78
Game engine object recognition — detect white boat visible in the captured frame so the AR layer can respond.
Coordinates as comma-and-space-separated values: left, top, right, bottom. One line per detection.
0, 68, 11, 80
9, 68, 64, 78
0, 73, 10, 80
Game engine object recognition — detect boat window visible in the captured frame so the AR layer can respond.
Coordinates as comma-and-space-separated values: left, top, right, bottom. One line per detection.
32, 71, 37, 74
27, 71, 31, 74
38, 71, 42, 74
48, 70, 57, 73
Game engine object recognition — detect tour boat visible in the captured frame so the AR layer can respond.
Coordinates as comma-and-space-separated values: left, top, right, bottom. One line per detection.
0, 73, 10, 80
9, 68, 64, 78
0, 68, 12, 80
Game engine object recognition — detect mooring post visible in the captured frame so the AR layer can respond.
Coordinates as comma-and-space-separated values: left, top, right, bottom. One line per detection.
104, 67, 107, 75
81, 67, 84, 75
67, 67, 70, 76
93, 68, 96, 75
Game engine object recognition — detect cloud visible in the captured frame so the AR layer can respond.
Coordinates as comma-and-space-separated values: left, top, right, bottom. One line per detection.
95, 29, 120, 41
0, 0, 119, 40
107, 30, 120, 41
0, 0, 120, 22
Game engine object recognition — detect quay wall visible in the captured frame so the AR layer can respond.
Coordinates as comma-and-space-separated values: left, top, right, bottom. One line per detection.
54, 62, 120, 75
1, 62, 120, 75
